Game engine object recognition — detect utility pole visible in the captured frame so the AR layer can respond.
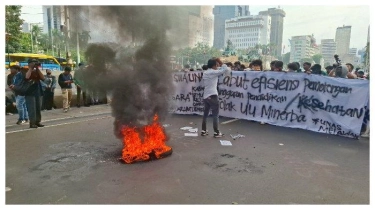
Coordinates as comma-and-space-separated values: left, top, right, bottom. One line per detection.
75, 7, 80, 64
30, 24, 34, 53
51, 6, 54, 56
64, 6, 72, 67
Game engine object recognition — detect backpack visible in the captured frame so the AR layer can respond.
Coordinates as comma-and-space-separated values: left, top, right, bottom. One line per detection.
13, 79, 35, 96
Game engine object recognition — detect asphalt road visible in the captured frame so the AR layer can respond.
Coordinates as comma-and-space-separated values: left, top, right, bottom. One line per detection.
5, 105, 370, 204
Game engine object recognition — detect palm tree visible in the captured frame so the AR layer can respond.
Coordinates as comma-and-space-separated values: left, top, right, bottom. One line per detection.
31, 25, 42, 52
52, 29, 65, 57
38, 33, 51, 54
79, 30, 91, 48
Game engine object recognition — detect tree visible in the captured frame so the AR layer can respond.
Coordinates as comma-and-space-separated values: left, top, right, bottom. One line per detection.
312, 54, 323, 64
5, 5, 24, 53
300, 57, 314, 64
19, 32, 32, 53
38, 33, 51, 54
79, 30, 91, 49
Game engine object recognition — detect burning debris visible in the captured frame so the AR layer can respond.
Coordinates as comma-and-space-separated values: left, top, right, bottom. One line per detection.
121, 115, 172, 164
77, 6, 175, 163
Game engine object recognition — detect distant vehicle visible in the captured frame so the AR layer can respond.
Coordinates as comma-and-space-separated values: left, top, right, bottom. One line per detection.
5, 53, 62, 71
55, 57, 75, 69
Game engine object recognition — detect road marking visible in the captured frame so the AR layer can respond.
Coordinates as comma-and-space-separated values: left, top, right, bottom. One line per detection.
6, 116, 111, 134
221, 119, 239, 124
6, 112, 111, 128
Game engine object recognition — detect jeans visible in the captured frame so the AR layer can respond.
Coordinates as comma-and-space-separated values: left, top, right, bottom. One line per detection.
25, 95, 42, 125
202, 95, 220, 133
15, 95, 29, 121
61, 88, 72, 109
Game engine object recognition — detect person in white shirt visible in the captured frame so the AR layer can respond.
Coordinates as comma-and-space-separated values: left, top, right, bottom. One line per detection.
201, 58, 231, 138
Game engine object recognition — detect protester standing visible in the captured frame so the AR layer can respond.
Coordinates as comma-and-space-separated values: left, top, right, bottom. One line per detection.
58, 67, 74, 113
9, 65, 30, 124
24, 59, 44, 128
201, 58, 230, 138
41, 69, 56, 110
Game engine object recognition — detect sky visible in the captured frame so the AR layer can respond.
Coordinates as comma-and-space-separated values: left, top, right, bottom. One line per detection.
18, 3, 370, 54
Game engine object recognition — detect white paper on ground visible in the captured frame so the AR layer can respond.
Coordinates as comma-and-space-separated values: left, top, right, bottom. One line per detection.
188, 128, 198, 133
184, 133, 198, 137
180, 127, 193, 130
220, 140, 232, 146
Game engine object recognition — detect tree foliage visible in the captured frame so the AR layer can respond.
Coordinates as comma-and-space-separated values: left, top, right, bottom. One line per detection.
312, 54, 322, 64
173, 42, 222, 68
5, 5, 24, 53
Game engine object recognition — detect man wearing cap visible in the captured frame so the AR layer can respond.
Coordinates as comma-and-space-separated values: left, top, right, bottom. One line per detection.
25, 58, 45, 128
58, 66, 74, 112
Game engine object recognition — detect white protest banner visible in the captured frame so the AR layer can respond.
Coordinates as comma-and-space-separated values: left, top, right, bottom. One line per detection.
170, 71, 369, 139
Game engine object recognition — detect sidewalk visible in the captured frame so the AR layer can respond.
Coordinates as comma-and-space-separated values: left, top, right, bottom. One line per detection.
6, 104, 112, 127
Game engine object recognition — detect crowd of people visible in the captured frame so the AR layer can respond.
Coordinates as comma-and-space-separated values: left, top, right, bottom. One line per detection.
193, 57, 370, 139
5, 60, 107, 128
179, 59, 369, 80
5, 57, 369, 138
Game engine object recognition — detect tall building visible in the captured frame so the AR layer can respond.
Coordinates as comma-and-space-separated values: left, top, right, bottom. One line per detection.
212, 5, 249, 50
349, 48, 357, 56
22, 22, 30, 33
42, 6, 63, 37
289, 35, 316, 63
187, 6, 214, 47
259, 8, 285, 58
224, 15, 271, 50
320, 39, 337, 65
335, 25, 351, 56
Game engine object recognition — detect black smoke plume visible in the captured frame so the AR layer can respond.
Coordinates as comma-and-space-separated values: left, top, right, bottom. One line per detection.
77, 6, 174, 139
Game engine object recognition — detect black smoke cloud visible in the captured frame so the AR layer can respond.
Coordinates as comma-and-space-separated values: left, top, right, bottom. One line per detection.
76, 6, 175, 139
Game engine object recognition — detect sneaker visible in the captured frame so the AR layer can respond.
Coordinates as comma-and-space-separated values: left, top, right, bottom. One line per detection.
201, 130, 209, 136
24, 120, 29, 123
16, 120, 23, 125
260, 122, 265, 125
63, 109, 68, 113
214, 132, 224, 138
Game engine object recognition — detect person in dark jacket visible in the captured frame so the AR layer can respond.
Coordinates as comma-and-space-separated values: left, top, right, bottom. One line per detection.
58, 67, 74, 113
41, 69, 57, 110
9, 65, 29, 124
17, 59, 44, 128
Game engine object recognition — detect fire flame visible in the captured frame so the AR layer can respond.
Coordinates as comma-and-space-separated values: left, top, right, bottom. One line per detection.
121, 114, 172, 164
